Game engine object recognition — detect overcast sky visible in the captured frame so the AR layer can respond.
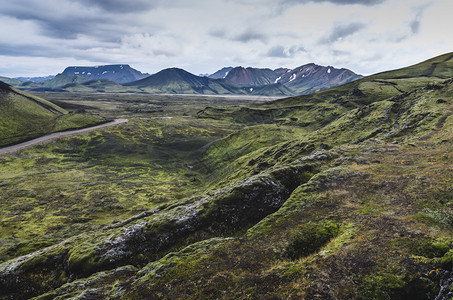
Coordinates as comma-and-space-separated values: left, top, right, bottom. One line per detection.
0, 0, 452, 77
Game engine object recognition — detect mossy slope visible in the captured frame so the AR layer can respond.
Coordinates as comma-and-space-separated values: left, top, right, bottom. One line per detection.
0, 81, 104, 147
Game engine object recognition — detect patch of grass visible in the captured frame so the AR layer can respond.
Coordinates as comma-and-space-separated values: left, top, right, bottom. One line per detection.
285, 220, 341, 260
441, 249, 453, 267
413, 240, 450, 258
360, 270, 437, 300
53, 113, 105, 132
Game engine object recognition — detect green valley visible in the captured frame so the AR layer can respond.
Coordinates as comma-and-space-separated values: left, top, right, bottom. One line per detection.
0, 52, 452, 299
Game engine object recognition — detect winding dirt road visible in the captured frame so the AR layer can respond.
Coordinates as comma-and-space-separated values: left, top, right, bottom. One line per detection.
0, 118, 128, 155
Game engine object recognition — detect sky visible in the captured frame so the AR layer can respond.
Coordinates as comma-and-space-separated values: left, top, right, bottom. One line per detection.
0, 0, 452, 77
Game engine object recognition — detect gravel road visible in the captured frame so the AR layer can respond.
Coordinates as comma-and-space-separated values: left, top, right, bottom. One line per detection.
0, 118, 128, 155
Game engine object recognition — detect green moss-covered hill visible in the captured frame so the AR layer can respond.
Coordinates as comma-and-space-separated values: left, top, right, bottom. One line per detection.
1, 53, 453, 299
0, 81, 104, 147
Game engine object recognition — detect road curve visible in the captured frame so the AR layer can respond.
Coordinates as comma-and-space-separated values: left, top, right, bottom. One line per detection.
0, 118, 128, 155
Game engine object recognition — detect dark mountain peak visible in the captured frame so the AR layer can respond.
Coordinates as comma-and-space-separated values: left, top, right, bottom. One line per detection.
274, 68, 291, 76
63, 64, 130, 71
123, 67, 216, 94
225, 67, 278, 86
158, 67, 190, 74
247, 66, 273, 72
151, 68, 203, 82
60, 64, 149, 83
209, 67, 233, 79
276, 63, 362, 94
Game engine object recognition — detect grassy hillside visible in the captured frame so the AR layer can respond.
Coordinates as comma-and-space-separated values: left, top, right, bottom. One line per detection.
41, 74, 91, 88
61, 79, 128, 93
0, 81, 104, 146
0, 76, 23, 86
247, 83, 295, 96
0, 53, 452, 299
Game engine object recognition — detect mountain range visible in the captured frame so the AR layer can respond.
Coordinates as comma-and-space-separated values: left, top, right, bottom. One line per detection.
123, 67, 245, 95
208, 64, 362, 95
1, 63, 362, 96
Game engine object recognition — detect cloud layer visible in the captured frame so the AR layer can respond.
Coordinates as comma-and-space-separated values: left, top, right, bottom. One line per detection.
0, 0, 451, 77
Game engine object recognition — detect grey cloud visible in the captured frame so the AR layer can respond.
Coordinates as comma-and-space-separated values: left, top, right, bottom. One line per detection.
398, 5, 429, 41
209, 28, 267, 43
281, 0, 385, 5
151, 49, 179, 57
233, 30, 268, 43
0, 40, 118, 63
0, 1, 152, 40
38, 17, 117, 40
73, 0, 162, 13
267, 45, 305, 58
409, 4, 431, 35
209, 29, 227, 39
331, 50, 349, 56
267, 46, 287, 57
410, 18, 421, 34
0, 43, 52, 57
314, 0, 384, 4
319, 22, 365, 44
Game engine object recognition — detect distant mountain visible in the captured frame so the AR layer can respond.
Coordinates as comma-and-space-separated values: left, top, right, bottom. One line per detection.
0, 76, 23, 86
209, 67, 233, 79
276, 63, 363, 94
61, 79, 127, 93
224, 67, 278, 86
15, 75, 55, 83
124, 68, 247, 95
60, 64, 149, 83
17, 81, 42, 89
209, 64, 362, 95
41, 74, 91, 88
